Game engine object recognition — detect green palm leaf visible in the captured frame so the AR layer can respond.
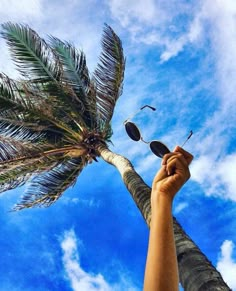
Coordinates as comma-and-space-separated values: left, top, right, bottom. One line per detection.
93, 24, 125, 124
0, 75, 83, 143
49, 37, 98, 130
0, 73, 33, 111
0, 74, 56, 127
1, 23, 60, 82
0, 122, 49, 163
14, 157, 86, 210
0, 156, 58, 193
49, 37, 90, 94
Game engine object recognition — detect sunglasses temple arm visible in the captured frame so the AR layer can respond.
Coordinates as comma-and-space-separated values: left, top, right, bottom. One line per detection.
140, 105, 156, 111
124, 109, 141, 123
181, 130, 193, 147
124, 105, 156, 123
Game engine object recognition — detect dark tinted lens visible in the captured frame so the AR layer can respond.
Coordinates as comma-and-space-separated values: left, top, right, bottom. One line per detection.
125, 122, 141, 141
150, 141, 170, 158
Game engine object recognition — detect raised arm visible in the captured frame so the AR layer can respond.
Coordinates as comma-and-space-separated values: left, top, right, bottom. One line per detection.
143, 146, 193, 291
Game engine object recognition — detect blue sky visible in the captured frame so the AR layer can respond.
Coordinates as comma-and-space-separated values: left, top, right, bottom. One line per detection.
0, 0, 236, 290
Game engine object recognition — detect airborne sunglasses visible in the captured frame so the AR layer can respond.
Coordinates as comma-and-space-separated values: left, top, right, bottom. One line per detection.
123, 105, 193, 158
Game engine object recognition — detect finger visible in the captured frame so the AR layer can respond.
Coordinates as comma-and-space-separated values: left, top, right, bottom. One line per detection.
166, 154, 188, 175
173, 146, 194, 165
166, 152, 190, 172
162, 152, 188, 168
162, 152, 178, 165
166, 157, 191, 180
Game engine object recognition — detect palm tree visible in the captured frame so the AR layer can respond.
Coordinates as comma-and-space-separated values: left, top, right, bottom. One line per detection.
0, 23, 230, 290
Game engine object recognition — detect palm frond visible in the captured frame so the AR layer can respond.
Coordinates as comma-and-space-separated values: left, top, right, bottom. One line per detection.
0, 73, 31, 110
0, 109, 49, 132
0, 75, 84, 143
0, 122, 49, 163
0, 135, 35, 163
39, 82, 88, 134
50, 37, 90, 93
0, 122, 43, 142
49, 37, 98, 130
0, 74, 55, 124
93, 24, 125, 124
13, 157, 86, 210
0, 156, 58, 193
1, 22, 60, 82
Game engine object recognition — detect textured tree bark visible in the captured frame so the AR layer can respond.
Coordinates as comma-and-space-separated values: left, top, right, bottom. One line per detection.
98, 145, 231, 291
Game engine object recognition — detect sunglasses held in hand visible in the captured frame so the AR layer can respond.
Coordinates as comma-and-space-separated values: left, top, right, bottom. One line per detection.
124, 105, 193, 158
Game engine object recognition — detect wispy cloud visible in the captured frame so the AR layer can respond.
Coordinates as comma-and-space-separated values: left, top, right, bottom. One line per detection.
0, 0, 42, 22
0, 0, 107, 78
216, 240, 236, 290
174, 202, 188, 215
61, 229, 111, 291
107, 0, 167, 27
60, 229, 139, 291
191, 152, 236, 201
0, 0, 43, 78
107, 0, 199, 61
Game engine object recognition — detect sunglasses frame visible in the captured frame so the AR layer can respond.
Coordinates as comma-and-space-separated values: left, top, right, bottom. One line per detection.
123, 105, 193, 158
124, 105, 171, 158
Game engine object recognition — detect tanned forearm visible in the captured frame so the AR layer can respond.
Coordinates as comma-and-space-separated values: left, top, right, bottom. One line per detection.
143, 195, 178, 291
143, 146, 193, 291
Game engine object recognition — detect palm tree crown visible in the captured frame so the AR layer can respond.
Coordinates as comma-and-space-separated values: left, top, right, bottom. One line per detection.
0, 22, 125, 210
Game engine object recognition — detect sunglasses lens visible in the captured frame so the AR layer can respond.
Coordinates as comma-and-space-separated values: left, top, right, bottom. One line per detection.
125, 122, 141, 141
150, 141, 170, 158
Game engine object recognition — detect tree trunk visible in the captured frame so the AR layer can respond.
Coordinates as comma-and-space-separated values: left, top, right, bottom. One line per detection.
98, 145, 231, 291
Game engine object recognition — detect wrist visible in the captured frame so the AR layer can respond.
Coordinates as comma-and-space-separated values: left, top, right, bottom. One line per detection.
151, 193, 173, 217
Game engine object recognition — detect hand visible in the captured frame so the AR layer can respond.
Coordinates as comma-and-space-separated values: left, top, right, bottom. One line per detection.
151, 146, 193, 208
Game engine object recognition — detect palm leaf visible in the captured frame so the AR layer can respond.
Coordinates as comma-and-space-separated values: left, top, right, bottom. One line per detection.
0, 109, 49, 132
40, 82, 89, 135
0, 156, 58, 193
49, 37, 98, 130
0, 73, 32, 111
1, 22, 60, 82
93, 24, 125, 124
0, 74, 55, 125
0, 75, 84, 143
0, 122, 49, 163
50, 37, 90, 94
13, 157, 86, 210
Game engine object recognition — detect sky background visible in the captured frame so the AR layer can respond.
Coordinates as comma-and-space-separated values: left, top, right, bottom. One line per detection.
0, 0, 236, 290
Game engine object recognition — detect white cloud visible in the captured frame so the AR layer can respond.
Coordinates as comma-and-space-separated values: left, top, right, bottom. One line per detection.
174, 202, 188, 214
0, 0, 42, 22
107, 0, 199, 61
191, 152, 236, 201
60, 229, 139, 291
108, 0, 236, 90
0, 0, 43, 78
217, 240, 236, 290
107, 0, 166, 27
0, 0, 104, 78
157, 0, 236, 64
200, 0, 236, 107
61, 229, 111, 291
216, 154, 236, 201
